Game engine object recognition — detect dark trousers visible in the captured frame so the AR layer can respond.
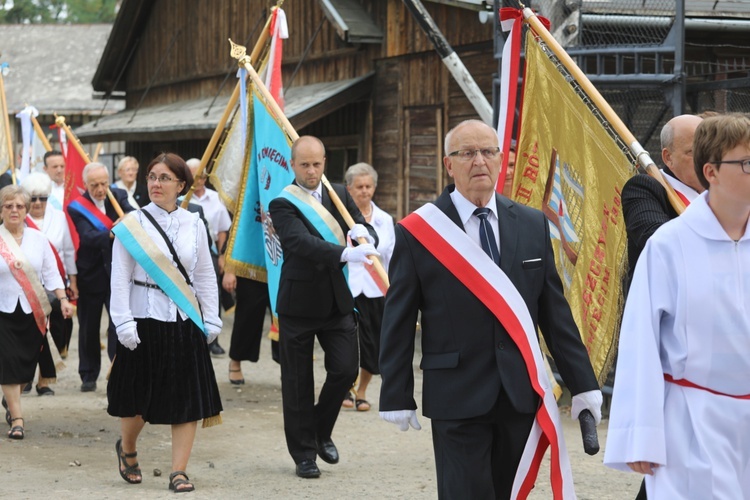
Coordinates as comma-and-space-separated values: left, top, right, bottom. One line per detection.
228, 277, 270, 362
49, 305, 73, 354
77, 290, 117, 383
430, 388, 536, 500
37, 334, 56, 381
278, 312, 359, 464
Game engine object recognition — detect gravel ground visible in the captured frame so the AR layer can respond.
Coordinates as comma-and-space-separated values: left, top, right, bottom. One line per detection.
0, 311, 643, 499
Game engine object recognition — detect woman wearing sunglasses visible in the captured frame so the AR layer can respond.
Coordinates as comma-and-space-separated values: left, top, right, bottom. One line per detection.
19, 172, 78, 396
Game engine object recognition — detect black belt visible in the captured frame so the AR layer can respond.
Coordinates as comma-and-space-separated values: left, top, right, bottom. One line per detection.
133, 279, 161, 290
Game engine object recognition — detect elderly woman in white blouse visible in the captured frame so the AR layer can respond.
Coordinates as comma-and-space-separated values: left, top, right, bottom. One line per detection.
20, 172, 78, 395
107, 152, 222, 493
0, 185, 74, 440
342, 162, 395, 412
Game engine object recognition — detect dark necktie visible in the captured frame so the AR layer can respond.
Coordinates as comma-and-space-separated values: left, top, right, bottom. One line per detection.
473, 207, 500, 265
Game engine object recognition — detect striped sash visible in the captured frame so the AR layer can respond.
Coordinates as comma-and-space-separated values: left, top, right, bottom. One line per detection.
68, 196, 114, 232
0, 226, 51, 334
400, 203, 575, 500
277, 185, 348, 279
112, 213, 206, 334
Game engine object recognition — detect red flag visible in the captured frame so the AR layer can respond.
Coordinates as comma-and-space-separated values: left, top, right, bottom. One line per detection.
57, 128, 86, 250
264, 8, 288, 109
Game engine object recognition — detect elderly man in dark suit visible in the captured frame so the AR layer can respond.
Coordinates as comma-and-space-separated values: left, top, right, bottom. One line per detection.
379, 120, 602, 499
68, 162, 133, 392
269, 135, 379, 479
622, 114, 704, 292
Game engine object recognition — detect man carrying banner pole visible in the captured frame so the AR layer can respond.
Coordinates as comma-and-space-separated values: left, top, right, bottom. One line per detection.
378, 120, 602, 499
268, 136, 379, 478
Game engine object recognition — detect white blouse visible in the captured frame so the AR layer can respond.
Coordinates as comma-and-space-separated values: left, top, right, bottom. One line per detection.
31, 206, 77, 275
347, 202, 396, 298
0, 228, 65, 314
110, 203, 222, 336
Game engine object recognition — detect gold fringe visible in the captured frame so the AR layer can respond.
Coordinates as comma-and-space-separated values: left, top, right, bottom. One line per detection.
38, 377, 56, 386
267, 322, 279, 342
59, 346, 68, 359
202, 414, 223, 428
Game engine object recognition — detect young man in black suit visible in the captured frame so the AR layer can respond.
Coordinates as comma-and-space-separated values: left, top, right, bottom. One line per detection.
379, 120, 601, 499
269, 136, 379, 479
68, 163, 133, 392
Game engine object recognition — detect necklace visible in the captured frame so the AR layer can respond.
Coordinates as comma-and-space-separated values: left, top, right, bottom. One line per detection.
361, 205, 373, 218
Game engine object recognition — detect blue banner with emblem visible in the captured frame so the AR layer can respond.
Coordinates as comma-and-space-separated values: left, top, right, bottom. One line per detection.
225, 89, 294, 316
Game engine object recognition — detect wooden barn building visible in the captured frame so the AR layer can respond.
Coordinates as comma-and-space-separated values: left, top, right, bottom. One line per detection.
75, 0, 495, 219
76, 0, 750, 217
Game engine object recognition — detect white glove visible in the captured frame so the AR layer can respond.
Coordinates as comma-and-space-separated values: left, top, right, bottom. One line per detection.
118, 325, 141, 351
380, 410, 422, 431
206, 329, 220, 345
571, 389, 603, 425
348, 223, 374, 245
341, 244, 380, 265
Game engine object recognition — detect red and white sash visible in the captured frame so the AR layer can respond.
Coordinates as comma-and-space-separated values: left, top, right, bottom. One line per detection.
400, 203, 575, 500
25, 215, 67, 284
0, 226, 51, 334
660, 169, 698, 207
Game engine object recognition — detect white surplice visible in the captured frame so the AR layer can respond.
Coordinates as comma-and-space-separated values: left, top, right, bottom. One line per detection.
604, 192, 750, 499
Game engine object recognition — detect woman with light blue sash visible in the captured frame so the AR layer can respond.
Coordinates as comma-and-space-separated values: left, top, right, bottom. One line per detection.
107, 153, 222, 493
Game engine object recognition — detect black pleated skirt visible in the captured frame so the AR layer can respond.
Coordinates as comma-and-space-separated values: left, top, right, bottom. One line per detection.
0, 303, 43, 385
107, 316, 223, 426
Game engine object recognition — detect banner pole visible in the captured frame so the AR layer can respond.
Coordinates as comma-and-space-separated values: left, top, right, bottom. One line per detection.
229, 39, 390, 289
181, 8, 277, 208
54, 114, 125, 218
521, 7, 686, 214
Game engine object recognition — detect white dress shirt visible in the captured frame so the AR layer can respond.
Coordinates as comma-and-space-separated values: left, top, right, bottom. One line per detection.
450, 189, 501, 260
49, 181, 64, 210
31, 206, 77, 275
191, 188, 231, 246
347, 202, 395, 298
0, 228, 65, 313
110, 203, 222, 336
115, 179, 141, 210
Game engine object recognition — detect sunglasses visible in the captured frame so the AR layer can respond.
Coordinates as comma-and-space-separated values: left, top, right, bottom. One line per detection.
31, 196, 49, 203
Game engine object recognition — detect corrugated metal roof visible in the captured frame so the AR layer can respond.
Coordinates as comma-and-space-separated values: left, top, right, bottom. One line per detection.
74, 73, 374, 142
0, 24, 125, 115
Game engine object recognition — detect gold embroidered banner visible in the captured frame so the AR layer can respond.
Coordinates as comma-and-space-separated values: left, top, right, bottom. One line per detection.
512, 32, 633, 385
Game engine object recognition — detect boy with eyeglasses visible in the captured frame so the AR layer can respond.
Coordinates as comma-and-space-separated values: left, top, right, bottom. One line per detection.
605, 113, 750, 498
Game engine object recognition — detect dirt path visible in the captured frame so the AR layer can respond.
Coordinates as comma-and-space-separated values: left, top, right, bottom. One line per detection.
0, 312, 643, 499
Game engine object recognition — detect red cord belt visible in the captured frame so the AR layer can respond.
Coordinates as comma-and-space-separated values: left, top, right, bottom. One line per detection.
664, 374, 750, 400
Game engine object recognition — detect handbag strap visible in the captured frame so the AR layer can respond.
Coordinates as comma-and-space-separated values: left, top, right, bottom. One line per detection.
139, 209, 192, 286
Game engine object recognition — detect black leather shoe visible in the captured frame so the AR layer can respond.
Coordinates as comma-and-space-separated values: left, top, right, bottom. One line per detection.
295, 459, 320, 479
315, 437, 339, 464
80, 381, 97, 392
36, 385, 55, 396
209, 340, 225, 356
22, 382, 32, 394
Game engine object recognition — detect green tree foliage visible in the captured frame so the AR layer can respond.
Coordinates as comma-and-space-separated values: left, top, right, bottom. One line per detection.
0, 0, 116, 24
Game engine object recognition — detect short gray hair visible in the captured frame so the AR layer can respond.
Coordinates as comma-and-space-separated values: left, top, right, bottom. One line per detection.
186, 158, 201, 171
660, 122, 674, 151
444, 119, 491, 156
0, 185, 31, 211
117, 156, 139, 173
21, 171, 52, 196
344, 162, 378, 187
82, 162, 108, 183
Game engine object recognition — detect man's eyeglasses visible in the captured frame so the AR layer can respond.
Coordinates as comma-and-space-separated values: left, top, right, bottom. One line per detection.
448, 147, 501, 161
2, 203, 26, 211
147, 174, 179, 184
712, 158, 750, 174
30, 196, 48, 203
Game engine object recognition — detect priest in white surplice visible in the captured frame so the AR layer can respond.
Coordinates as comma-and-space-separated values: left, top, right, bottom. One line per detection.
604, 113, 750, 499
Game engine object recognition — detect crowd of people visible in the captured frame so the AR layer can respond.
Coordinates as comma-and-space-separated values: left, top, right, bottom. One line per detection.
1, 110, 748, 498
